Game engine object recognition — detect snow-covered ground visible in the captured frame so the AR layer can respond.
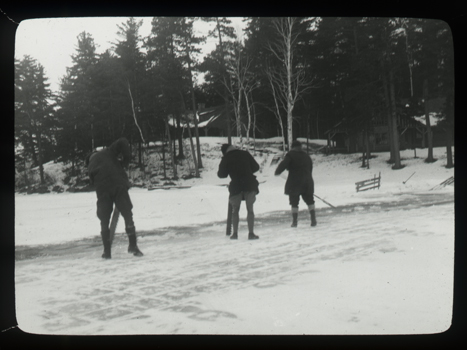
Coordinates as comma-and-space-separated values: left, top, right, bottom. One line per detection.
14, 138, 455, 335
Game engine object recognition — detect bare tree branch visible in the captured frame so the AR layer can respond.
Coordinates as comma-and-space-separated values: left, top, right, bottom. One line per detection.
127, 80, 145, 144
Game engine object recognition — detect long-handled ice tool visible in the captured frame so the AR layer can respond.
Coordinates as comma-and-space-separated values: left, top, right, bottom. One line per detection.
313, 194, 336, 208
403, 172, 416, 184
277, 173, 335, 208
226, 202, 232, 236
109, 206, 120, 244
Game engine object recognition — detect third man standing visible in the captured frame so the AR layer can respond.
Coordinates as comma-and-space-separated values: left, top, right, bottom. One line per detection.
275, 140, 317, 227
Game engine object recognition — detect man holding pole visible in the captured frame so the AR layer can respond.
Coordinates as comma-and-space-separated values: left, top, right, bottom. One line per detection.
218, 144, 260, 240
86, 137, 143, 259
275, 140, 317, 227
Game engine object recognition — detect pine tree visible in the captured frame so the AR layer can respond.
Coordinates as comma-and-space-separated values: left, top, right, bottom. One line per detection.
146, 17, 188, 160
114, 17, 148, 168
91, 50, 128, 147
15, 55, 55, 185
181, 17, 206, 169
57, 31, 99, 170
201, 17, 237, 143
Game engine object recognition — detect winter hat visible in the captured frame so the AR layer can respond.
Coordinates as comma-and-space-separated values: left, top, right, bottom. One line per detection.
221, 143, 231, 155
291, 140, 302, 149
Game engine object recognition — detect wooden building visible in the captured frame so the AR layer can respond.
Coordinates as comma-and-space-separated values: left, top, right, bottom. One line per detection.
325, 98, 446, 153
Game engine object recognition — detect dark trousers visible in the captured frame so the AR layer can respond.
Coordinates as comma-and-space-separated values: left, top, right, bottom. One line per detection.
289, 191, 315, 208
96, 186, 134, 232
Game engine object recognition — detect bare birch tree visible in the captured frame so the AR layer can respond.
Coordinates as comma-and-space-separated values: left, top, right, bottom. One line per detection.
242, 78, 259, 150
265, 66, 286, 152
225, 46, 244, 146
224, 41, 260, 151
267, 17, 311, 150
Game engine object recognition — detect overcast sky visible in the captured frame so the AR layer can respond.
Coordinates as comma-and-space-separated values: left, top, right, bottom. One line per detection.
15, 17, 245, 94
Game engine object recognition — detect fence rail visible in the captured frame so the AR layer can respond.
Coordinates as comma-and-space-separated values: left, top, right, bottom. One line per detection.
356, 172, 381, 192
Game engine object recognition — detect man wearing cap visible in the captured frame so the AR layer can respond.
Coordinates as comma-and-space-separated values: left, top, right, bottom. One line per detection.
218, 144, 260, 240
275, 140, 317, 227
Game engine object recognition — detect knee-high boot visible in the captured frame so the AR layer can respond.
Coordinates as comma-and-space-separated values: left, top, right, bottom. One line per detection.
308, 204, 317, 227
291, 207, 299, 227
101, 229, 111, 259
126, 225, 143, 256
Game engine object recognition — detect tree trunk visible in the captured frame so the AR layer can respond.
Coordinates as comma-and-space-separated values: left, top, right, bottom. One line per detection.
37, 132, 45, 185
91, 122, 95, 150
252, 98, 257, 155
176, 115, 184, 158
215, 17, 232, 144
381, 64, 395, 163
162, 134, 167, 179
361, 130, 366, 168
185, 119, 199, 177
235, 80, 243, 146
316, 110, 320, 139
444, 92, 454, 168
164, 117, 177, 179
194, 113, 203, 169
423, 79, 435, 162
179, 92, 199, 177
127, 81, 145, 144
279, 116, 286, 152
22, 155, 30, 188
389, 69, 402, 169
188, 126, 199, 176
28, 131, 38, 166
286, 29, 294, 150
186, 45, 203, 169
365, 128, 370, 169
244, 89, 252, 151
267, 68, 286, 152
225, 100, 232, 144
138, 141, 143, 170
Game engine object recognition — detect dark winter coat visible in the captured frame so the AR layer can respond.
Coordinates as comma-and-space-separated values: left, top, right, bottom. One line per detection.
275, 149, 314, 196
217, 147, 260, 196
86, 138, 131, 192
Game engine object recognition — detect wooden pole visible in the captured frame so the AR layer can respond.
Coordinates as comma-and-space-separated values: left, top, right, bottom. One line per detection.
226, 201, 232, 236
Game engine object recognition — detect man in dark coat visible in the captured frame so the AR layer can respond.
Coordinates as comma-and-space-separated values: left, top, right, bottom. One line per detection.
275, 140, 317, 227
85, 137, 143, 259
218, 144, 260, 240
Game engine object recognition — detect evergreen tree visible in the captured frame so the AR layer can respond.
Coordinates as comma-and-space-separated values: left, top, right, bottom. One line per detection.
114, 17, 148, 168
200, 17, 237, 143
91, 50, 128, 146
15, 55, 55, 184
179, 17, 206, 169
146, 17, 188, 160
430, 20, 454, 167
57, 31, 99, 170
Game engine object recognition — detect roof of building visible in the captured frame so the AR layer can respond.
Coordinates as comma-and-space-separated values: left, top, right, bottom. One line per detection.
167, 104, 234, 130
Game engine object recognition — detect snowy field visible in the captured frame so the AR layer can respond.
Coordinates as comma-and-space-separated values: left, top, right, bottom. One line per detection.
14, 138, 455, 335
